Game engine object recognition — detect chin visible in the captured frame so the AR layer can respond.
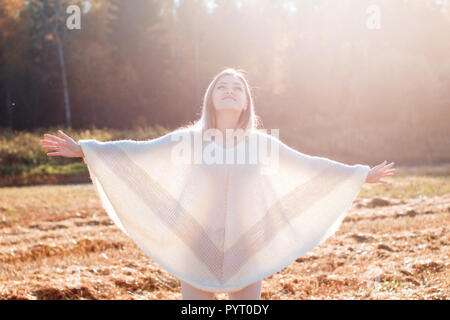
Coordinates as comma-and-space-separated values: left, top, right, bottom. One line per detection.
215, 105, 243, 113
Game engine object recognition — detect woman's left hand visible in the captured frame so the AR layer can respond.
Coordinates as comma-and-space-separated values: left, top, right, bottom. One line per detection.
365, 160, 396, 184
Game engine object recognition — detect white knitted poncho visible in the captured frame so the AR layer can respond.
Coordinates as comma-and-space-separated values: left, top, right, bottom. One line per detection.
78, 128, 370, 293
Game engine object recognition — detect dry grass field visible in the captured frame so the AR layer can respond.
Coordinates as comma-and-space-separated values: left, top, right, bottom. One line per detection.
0, 164, 449, 300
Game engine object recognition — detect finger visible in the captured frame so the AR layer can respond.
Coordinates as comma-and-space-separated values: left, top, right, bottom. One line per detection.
58, 130, 73, 141
379, 166, 395, 174
44, 133, 65, 143
384, 169, 396, 173
42, 145, 59, 150
383, 162, 395, 168
44, 133, 62, 141
374, 160, 387, 170
40, 139, 58, 145
41, 140, 60, 145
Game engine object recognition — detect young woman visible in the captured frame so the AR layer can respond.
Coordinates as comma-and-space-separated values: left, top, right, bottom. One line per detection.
40, 68, 396, 300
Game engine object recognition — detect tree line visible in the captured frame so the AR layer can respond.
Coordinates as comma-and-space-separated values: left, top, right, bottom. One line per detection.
0, 0, 449, 136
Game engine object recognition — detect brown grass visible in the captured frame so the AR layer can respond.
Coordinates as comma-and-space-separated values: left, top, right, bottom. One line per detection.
0, 166, 449, 300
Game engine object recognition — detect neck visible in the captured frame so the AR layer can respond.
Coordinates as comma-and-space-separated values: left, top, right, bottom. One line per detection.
215, 110, 241, 135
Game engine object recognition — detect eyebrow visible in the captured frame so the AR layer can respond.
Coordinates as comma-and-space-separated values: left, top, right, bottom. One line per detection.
217, 82, 243, 86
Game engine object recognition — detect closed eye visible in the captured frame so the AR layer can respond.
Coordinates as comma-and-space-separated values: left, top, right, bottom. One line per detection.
217, 85, 242, 91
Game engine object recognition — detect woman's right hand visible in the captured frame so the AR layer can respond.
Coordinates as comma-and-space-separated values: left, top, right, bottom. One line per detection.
40, 130, 84, 158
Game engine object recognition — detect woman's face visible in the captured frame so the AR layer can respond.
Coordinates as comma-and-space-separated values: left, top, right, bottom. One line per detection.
212, 75, 247, 113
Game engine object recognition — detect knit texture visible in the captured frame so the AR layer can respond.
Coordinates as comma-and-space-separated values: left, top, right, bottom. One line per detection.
79, 128, 370, 293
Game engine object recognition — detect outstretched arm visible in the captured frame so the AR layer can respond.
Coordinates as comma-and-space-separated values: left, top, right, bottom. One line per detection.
365, 160, 396, 184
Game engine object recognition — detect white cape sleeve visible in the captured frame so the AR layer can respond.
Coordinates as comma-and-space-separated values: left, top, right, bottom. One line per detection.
220, 132, 371, 290
78, 129, 235, 292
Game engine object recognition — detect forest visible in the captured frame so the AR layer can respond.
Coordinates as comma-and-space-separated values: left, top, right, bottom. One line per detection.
1, 0, 449, 164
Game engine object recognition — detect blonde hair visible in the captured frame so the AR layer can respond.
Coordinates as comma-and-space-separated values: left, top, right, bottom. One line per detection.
188, 68, 260, 133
